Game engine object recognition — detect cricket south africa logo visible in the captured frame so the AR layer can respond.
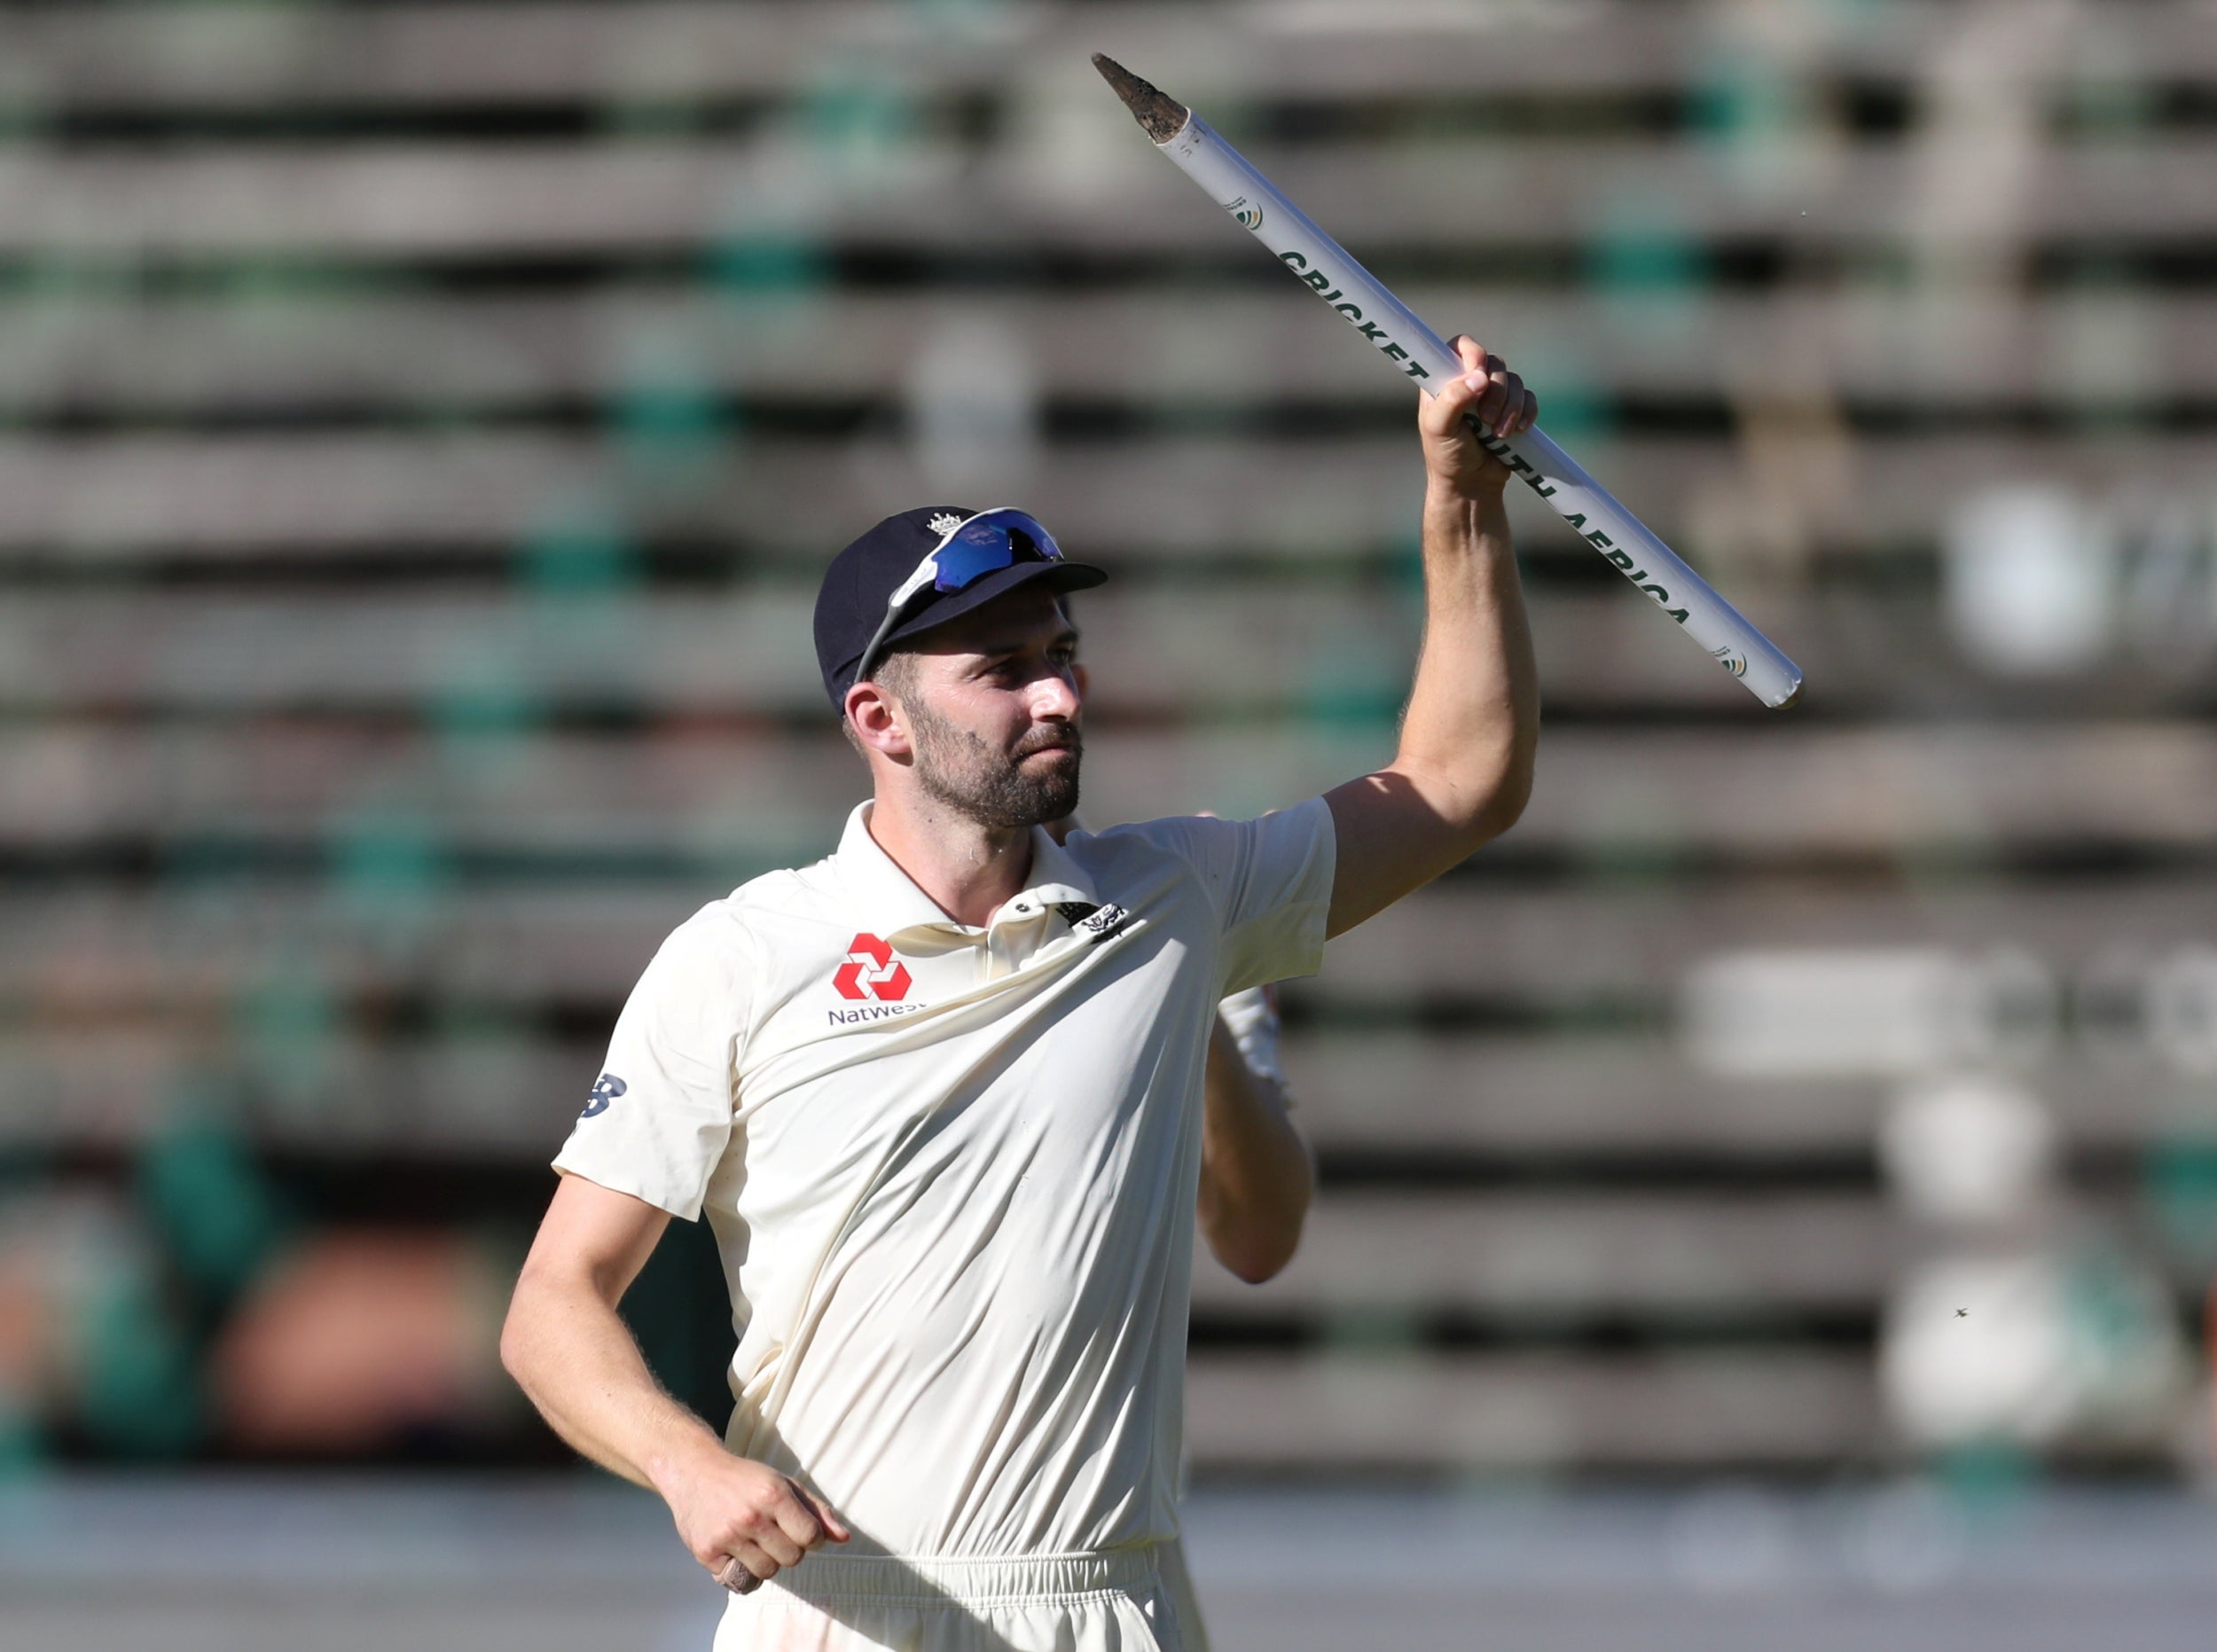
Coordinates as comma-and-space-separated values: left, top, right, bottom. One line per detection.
833, 933, 912, 1002
1226, 195, 1264, 230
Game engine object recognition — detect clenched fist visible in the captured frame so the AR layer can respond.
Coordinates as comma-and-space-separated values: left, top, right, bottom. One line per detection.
1418, 334, 1538, 500
661, 1445, 851, 1594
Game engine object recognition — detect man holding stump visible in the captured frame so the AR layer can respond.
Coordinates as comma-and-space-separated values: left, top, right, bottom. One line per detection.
499, 339, 1540, 1649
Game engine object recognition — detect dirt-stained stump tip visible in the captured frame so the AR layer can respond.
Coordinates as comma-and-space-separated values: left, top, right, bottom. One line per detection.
1091, 54, 1189, 144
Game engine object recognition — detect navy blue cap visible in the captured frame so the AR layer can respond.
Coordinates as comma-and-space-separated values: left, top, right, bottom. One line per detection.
813, 505, 1107, 712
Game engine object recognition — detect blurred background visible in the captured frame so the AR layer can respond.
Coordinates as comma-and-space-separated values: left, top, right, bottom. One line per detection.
4, 0, 2217, 1647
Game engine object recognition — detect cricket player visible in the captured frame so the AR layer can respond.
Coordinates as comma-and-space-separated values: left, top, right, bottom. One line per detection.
500, 336, 1539, 1650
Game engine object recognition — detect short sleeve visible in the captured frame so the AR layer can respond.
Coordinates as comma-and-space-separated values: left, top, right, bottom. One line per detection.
1113, 797, 1336, 997
551, 907, 750, 1221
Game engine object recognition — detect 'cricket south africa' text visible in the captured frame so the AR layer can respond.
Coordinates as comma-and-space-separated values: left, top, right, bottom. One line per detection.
1269, 254, 1704, 641
1275, 251, 1434, 383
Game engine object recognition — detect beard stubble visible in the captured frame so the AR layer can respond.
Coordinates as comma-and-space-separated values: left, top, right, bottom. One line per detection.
903, 696, 1082, 831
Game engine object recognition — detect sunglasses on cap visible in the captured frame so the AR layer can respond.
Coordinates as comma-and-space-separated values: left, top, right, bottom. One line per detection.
851, 507, 1069, 687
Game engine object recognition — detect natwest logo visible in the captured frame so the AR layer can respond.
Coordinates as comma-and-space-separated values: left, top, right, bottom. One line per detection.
832, 933, 912, 1002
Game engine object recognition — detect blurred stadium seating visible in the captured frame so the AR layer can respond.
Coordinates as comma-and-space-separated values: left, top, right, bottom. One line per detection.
1, 0, 2215, 1482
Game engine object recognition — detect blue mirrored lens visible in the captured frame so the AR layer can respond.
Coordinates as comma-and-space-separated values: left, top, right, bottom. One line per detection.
932, 535, 1017, 591
928, 513, 1064, 592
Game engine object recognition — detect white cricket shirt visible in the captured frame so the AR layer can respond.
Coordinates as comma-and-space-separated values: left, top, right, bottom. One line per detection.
552, 797, 1335, 1560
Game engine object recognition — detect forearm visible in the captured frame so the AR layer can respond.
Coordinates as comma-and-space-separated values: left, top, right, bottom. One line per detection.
1392, 482, 1539, 845
1197, 1020, 1313, 1283
1325, 339, 1541, 935
504, 1177, 847, 1590
501, 1269, 726, 1496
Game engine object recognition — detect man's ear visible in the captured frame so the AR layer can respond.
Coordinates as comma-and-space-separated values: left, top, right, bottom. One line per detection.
843, 679, 912, 758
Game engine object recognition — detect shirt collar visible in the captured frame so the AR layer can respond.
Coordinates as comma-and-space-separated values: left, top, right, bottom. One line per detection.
1021, 825, 1098, 911
833, 803, 1098, 946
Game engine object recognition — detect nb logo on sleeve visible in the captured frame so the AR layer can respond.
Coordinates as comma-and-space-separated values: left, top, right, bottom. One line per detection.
833, 933, 912, 1002
581, 1073, 627, 1118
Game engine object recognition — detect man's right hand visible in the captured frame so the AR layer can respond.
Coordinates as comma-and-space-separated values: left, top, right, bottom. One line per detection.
659, 1441, 853, 1593
499, 1177, 855, 1595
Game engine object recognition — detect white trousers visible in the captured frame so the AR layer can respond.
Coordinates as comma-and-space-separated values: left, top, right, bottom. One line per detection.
713, 1547, 1187, 1652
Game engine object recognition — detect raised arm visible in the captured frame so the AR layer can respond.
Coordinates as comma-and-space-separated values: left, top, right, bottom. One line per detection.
501, 1173, 849, 1591
1323, 337, 1540, 936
